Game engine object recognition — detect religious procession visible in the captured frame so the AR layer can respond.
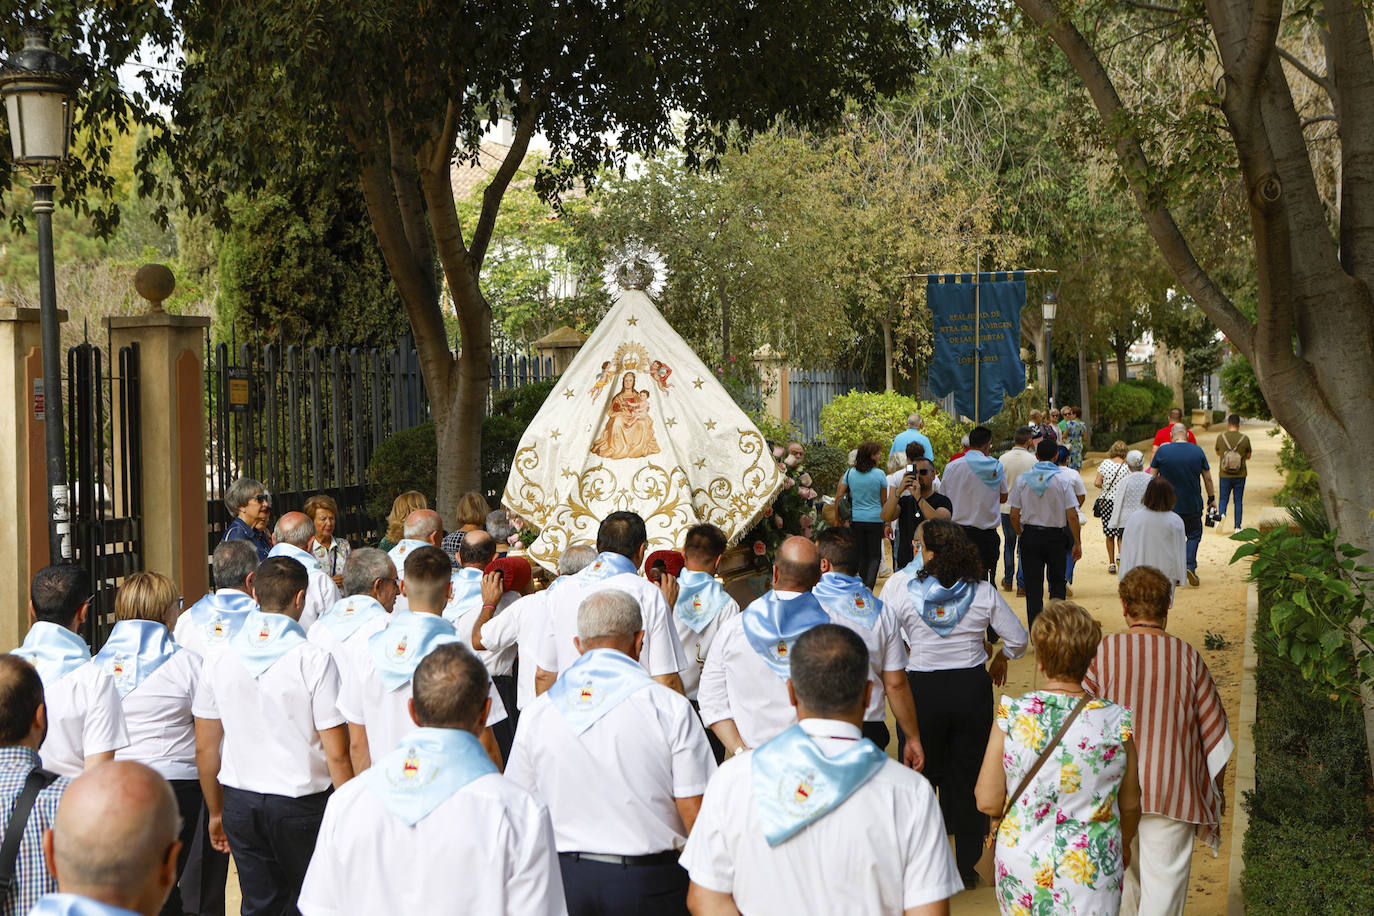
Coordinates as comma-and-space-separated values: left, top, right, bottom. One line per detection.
3, 3, 1372, 916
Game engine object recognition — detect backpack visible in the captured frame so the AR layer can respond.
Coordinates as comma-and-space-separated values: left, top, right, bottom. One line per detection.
1220, 433, 1245, 474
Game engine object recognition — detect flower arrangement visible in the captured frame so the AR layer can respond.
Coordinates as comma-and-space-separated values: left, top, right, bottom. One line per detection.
740, 441, 827, 566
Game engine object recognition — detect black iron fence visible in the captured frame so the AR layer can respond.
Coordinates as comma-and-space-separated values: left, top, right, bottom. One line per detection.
66, 341, 143, 649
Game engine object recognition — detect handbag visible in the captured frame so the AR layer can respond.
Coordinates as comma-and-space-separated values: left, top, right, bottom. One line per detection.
1091, 496, 1107, 519
973, 694, 1092, 886
837, 469, 853, 522
1091, 463, 1123, 519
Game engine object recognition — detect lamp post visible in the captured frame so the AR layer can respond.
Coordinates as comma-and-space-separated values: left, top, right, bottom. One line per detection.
1041, 290, 1058, 415
0, 28, 78, 564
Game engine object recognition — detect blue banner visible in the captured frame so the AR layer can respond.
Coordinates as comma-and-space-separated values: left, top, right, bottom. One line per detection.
926, 271, 1027, 422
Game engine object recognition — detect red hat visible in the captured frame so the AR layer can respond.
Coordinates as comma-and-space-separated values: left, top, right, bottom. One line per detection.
644, 549, 685, 579
484, 556, 532, 594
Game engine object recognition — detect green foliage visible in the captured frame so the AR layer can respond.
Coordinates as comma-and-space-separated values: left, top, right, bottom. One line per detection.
1220, 355, 1273, 421
365, 422, 437, 528
1231, 517, 1374, 704
1121, 378, 1174, 416
1273, 433, 1320, 508
1241, 590, 1374, 915
483, 382, 557, 499
985, 386, 1046, 448
801, 441, 849, 499
818, 392, 966, 468
1094, 383, 1156, 429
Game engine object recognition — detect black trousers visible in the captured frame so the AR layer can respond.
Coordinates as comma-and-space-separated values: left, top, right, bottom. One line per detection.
492, 671, 519, 762
906, 666, 994, 882
221, 786, 330, 916
558, 853, 689, 916
163, 780, 206, 916
691, 700, 727, 764
850, 521, 885, 588
1020, 525, 1069, 627
177, 795, 230, 916
960, 525, 1001, 584
861, 720, 891, 751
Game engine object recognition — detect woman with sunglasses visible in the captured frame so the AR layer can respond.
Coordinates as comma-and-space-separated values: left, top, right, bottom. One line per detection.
220, 477, 273, 562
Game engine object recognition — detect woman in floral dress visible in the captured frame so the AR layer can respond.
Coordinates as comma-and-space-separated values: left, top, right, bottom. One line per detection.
976, 601, 1141, 915
1062, 407, 1087, 470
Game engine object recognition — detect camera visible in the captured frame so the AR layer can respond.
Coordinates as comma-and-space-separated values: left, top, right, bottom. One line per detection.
1204, 506, 1223, 527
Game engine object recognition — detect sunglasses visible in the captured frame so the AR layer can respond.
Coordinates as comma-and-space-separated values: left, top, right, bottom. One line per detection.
251, 494, 271, 504
916, 469, 932, 476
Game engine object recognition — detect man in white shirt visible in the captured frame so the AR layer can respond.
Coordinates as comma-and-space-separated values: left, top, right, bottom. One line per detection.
813, 528, 922, 768
507, 589, 715, 916
472, 545, 597, 713
175, 540, 260, 658
446, 533, 524, 756
268, 512, 342, 631
12, 565, 128, 777
1007, 438, 1084, 627
533, 511, 688, 695
307, 548, 399, 681
997, 426, 1037, 596
940, 425, 1010, 584
682, 624, 962, 915
193, 556, 354, 916
34, 761, 182, 916
299, 643, 565, 916
386, 509, 445, 613
337, 545, 508, 772
697, 537, 829, 755
667, 526, 740, 703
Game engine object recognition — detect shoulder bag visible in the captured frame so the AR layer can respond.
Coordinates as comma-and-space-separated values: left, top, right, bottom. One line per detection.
973, 695, 1092, 886
0, 766, 59, 898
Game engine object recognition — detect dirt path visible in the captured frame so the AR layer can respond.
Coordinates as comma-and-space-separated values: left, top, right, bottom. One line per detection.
895, 420, 1282, 914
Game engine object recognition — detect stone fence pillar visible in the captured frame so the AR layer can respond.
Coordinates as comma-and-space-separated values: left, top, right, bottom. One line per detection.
752, 345, 790, 428
0, 301, 66, 650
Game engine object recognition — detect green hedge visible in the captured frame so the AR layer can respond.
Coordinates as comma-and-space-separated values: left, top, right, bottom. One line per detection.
1090, 421, 1161, 452
1241, 590, 1374, 914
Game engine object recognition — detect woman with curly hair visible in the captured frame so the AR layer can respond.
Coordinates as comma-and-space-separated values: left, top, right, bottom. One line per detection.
884, 518, 1029, 889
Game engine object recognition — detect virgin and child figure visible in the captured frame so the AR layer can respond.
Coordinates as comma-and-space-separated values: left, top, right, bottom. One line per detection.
591, 371, 660, 459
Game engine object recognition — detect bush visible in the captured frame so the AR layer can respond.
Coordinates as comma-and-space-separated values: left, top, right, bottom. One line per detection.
1095, 383, 1156, 429
1089, 421, 1160, 452
1272, 432, 1320, 507
1121, 377, 1174, 415
802, 440, 848, 497
985, 386, 1046, 449
1221, 355, 1272, 420
818, 391, 967, 469
365, 421, 437, 528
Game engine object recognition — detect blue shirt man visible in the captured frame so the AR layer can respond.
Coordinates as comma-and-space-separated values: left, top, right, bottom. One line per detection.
1149, 425, 1216, 584
889, 416, 933, 462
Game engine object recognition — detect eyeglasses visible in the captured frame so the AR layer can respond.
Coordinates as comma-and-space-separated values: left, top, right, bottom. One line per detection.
377, 577, 399, 588
916, 469, 932, 476
251, 494, 271, 504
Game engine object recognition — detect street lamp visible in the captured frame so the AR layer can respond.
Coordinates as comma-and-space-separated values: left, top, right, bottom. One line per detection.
1041, 290, 1058, 414
1, 27, 78, 563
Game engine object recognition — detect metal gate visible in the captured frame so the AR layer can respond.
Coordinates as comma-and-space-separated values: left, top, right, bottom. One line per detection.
66, 341, 143, 650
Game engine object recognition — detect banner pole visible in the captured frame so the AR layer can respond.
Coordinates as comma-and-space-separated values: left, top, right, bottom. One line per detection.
974, 252, 981, 423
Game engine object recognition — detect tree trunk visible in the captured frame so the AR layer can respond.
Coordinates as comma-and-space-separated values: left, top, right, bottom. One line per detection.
880, 314, 894, 391
1076, 337, 1090, 425
1115, 340, 1129, 383
717, 278, 731, 364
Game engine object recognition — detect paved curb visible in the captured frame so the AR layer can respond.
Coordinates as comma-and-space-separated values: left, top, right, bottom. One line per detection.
1225, 580, 1259, 915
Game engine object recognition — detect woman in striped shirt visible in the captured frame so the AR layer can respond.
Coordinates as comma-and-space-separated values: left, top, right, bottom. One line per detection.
1083, 565, 1234, 916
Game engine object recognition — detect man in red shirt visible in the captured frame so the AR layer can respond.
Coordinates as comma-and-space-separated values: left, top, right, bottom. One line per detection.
1152, 407, 1196, 455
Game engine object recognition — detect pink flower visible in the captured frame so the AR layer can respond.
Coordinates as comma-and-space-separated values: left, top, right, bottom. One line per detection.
799, 472, 812, 487
1103, 746, 1118, 761
799, 515, 813, 527
783, 477, 795, 488
1028, 697, 1044, 714
763, 507, 772, 517
797, 487, 813, 499
752, 541, 767, 556
1074, 834, 1088, 848
997, 861, 1008, 879
773, 515, 783, 529
1019, 893, 1033, 908
1034, 803, 1051, 820
1004, 754, 1014, 768
784, 455, 799, 467
772, 446, 786, 459
1056, 811, 1067, 824
507, 533, 521, 547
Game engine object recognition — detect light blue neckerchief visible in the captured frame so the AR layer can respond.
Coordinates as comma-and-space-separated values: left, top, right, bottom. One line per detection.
92, 620, 179, 697
13, 622, 90, 686
812, 572, 883, 630
229, 610, 308, 678
368, 612, 460, 691
186, 590, 258, 648
907, 574, 978, 637
317, 594, 388, 642
674, 570, 731, 633
960, 451, 1006, 490
441, 567, 484, 623
27, 893, 143, 916
388, 539, 433, 575
751, 724, 888, 846
360, 726, 498, 826
577, 552, 638, 583
899, 550, 925, 575
1020, 461, 1064, 497
546, 648, 655, 734
268, 541, 322, 572
740, 592, 830, 679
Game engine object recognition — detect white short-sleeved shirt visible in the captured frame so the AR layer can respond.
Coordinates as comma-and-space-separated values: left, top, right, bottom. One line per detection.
506, 679, 716, 855
1062, 466, 1087, 503
883, 573, 1028, 672
38, 666, 130, 778
672, 593, 742, 701
298, 769, 566, 916
680, 718, 963, 913
301, 567, 342, 633
454, 590, 519, 678
105, 648, 202, 781
1006, 473, 1080, 529
815, 580, 908, 723
336, 620, 508, 760
941, 454, 1010, 531
998, 448, 1037, 515
480, 591, 554, 710
192, 641, 344, 797
172, 589, 255, 658
533, 571, 688, 679
308, 614, 387, 687
696, 592, 804, 749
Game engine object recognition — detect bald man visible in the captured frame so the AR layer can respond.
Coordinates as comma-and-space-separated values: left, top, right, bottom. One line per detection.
268, 512, 342, 631
386, 509, 444, 613
33, 761, 181, 916
697, 536, 830, 755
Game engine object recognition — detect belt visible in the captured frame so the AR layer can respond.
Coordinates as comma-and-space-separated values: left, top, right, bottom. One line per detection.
560, 850, 680, 867
1022, 524, 1067, 531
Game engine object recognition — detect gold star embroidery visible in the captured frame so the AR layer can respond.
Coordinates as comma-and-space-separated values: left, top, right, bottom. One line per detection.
563, 388, 575, 399
626, 316, 639, 326
692, 377, 704, 389
666, 417, 677, 427
561, 469, 575, 479
704, 419, 717, 430
550, 429, 560, 440
694, 458, 706, 469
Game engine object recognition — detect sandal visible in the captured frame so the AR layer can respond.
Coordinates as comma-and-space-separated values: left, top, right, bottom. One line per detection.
1107, 563, 1117, 574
